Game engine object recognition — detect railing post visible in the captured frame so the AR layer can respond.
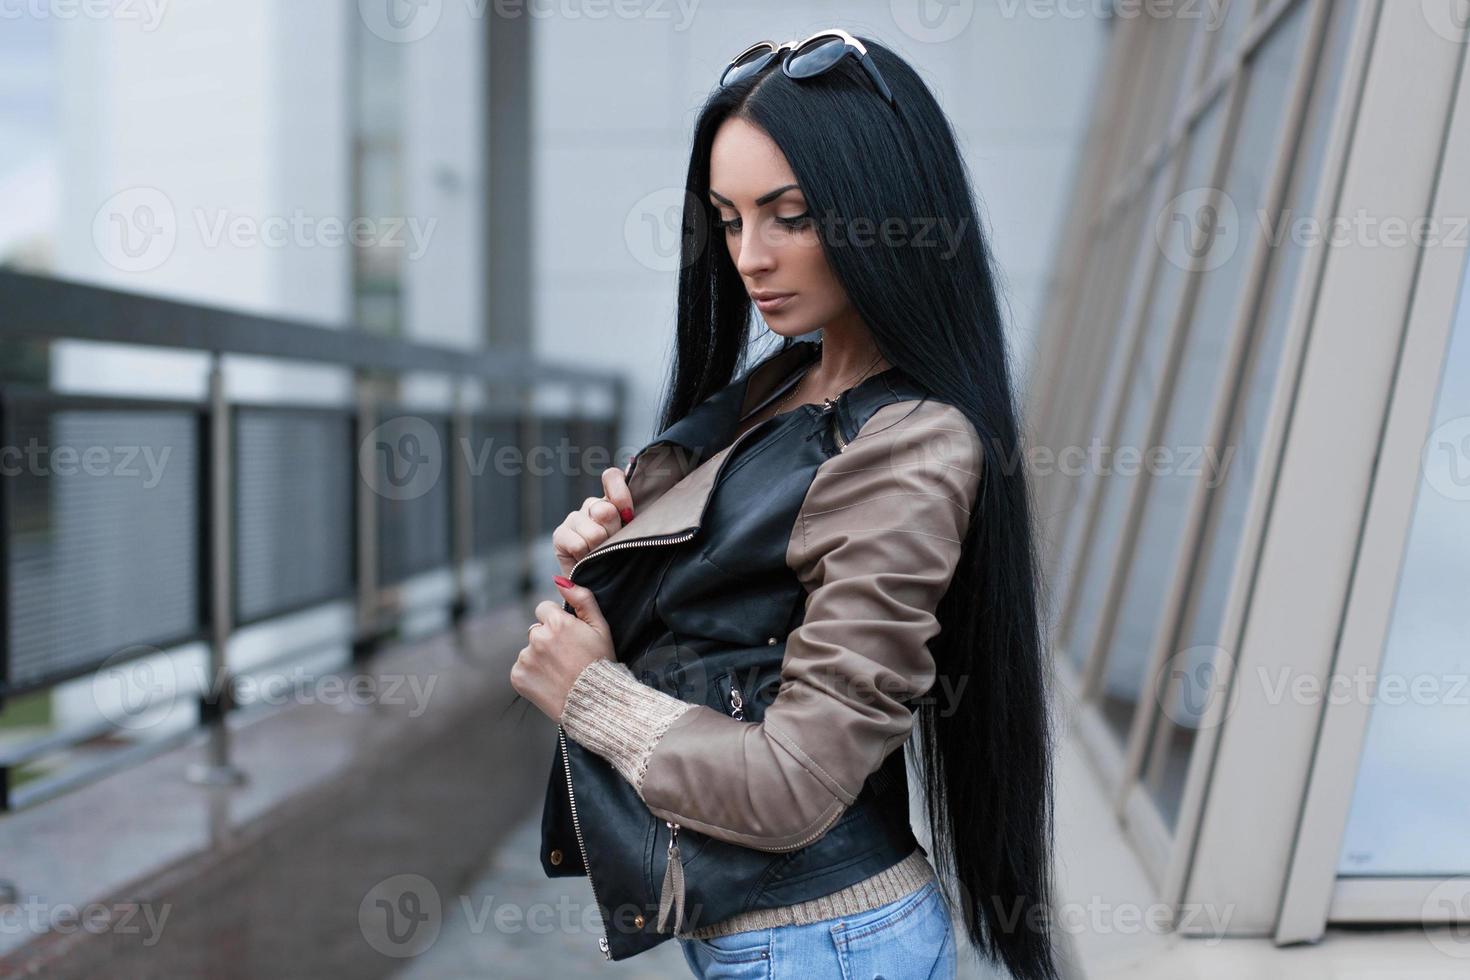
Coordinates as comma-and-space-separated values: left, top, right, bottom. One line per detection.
0, 386, 8, 811
352, 370, 381, 664
612, 376, 627, 474
186, 353, 246, 788
571, 393, 596, 511
517, 382, 540, 597
450, 378, 472, 625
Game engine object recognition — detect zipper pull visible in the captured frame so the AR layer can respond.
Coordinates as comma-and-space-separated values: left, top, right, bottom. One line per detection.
729, 684, 745, 721
656, 820, 685, 934
819, 397, 849, 451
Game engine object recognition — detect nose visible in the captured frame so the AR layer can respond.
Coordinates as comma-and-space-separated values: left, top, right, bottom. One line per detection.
734, 221, 777, 279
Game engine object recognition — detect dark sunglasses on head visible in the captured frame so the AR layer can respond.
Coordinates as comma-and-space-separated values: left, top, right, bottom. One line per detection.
719, 28, 896, 109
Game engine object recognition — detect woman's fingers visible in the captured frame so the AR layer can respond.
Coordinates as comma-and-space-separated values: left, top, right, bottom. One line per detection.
553, 479, 635, 577
566, 510, 612, 548
551, 524, 592, 575
552, 508, 623, 572
579, 495, 623, 536
600, 466, 635, 524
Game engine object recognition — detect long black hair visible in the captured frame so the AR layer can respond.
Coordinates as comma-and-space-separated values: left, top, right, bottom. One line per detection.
657, 33, 1062, 980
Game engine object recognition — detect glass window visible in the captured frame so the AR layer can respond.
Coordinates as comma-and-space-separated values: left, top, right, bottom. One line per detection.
1335, 246, 1470, 875
1094, 0, 1310, 745
1061, 98, 1229, 684
0, 14, 56, 384
1137, 14, 1207, 151
1056, 170, 1171, 668
1200, 0, 1260, 78
1141, 0, 1362, 823
352, 20, 406, 337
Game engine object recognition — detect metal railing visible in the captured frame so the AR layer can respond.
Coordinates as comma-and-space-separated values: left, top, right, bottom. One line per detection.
0, 268, 624, 810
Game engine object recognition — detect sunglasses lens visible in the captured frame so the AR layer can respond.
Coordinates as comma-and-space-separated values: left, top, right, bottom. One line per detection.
785, 36, 846, 78
721, 45, 776, 87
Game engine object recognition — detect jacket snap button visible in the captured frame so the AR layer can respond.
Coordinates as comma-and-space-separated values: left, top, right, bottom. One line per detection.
767, 636, 777, 645
549, 849, 563, 866
634, 914, 645, 928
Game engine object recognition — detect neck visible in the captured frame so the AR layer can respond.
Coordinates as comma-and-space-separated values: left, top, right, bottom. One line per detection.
806, 331, 889, 394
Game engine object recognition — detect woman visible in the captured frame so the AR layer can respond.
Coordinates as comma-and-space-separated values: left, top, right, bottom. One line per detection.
510, 29, 1060, 980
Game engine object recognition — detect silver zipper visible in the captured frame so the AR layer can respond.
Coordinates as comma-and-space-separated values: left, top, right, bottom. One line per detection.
568, 527, 699, 580
660, 678, 744, 909
822, 397, 848, 452
567, 408, 791, 582
720, 677, 842, 850
651, 665, 843, 939
558, 410, 790, 954
770, 800, 847, 851
557, 726, 613, 958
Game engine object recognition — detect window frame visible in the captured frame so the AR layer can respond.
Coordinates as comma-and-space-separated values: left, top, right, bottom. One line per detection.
1031, 0, 1460, 933
1274, 30, 1470, 939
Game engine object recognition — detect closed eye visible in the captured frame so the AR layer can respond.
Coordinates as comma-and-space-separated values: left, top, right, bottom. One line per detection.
714, 210, 813, 233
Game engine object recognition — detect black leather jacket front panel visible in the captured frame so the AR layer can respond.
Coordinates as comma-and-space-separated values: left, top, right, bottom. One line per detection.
540, 345, 933, 961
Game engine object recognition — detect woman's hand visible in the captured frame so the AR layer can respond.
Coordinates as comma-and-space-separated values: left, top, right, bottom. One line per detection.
552, 465, 637, 578
510, 577, 615, 723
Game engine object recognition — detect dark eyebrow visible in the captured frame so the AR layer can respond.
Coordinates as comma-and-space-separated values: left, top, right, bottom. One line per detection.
707, 183, 804, 207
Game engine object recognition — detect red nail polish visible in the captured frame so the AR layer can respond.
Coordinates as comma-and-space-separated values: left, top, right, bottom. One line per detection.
620, 507, 634, 524
553, 575, 573, 589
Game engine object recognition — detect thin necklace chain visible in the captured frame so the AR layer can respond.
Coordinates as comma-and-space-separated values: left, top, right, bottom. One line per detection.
772, 347, 885, 416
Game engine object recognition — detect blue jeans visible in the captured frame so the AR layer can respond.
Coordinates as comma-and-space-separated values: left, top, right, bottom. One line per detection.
677, 878, 956, 979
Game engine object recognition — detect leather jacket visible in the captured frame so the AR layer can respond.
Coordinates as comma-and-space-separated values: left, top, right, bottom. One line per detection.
538, 339, 982, 961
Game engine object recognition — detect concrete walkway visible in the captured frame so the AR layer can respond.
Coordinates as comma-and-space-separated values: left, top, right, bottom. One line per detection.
389, 808, 692, 979
391, 804, 1007, 979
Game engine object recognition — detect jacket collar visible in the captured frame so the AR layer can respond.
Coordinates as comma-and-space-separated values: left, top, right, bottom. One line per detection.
645, 340, 824, 465
639, 339, 917, 465
830, 359, 919, 447
618, 342, 822, 509
573, 341, 913, 573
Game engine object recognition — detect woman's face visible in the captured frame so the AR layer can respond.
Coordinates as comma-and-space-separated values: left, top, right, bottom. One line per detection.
707, 116, 852, 338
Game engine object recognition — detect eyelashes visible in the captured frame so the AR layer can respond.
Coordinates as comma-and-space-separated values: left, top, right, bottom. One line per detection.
714, 211, 814, 233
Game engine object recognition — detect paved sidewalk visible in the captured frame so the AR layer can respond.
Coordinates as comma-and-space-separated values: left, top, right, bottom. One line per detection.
391, 807, 1007, 979
390, 809, 693, 979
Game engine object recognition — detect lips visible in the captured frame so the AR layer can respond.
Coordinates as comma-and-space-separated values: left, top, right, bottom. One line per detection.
752, 292, 795, 313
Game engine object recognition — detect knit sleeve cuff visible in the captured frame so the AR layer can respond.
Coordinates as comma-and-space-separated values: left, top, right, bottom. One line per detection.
559, 659, 696, 794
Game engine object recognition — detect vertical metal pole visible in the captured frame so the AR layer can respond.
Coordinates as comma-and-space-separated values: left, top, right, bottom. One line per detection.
517, 382, 540, 598
450, 378, 472, 625
352, 370, 380, 663
0, 388, 10, 810
610, 376, 627, 477
187, 353, 245, 787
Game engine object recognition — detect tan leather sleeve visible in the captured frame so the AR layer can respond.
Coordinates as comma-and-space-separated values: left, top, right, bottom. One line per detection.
561, 399, 982, 850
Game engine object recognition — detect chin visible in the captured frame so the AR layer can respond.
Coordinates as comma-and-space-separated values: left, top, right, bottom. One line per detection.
765, 323, 822, 341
